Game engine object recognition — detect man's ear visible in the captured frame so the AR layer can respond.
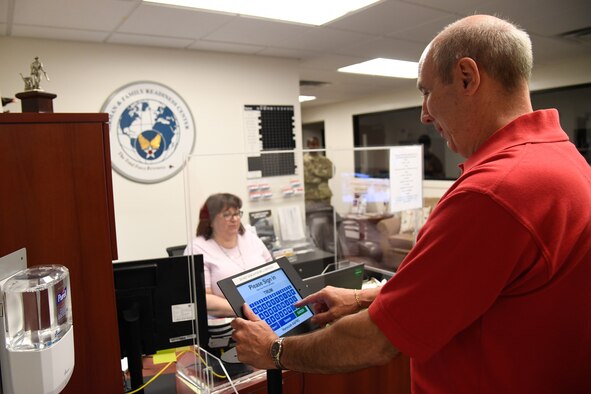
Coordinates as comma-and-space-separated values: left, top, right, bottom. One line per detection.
457, 57, 480, 95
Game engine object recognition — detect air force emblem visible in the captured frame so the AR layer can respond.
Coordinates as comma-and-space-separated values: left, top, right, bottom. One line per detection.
102, 82, 196, 183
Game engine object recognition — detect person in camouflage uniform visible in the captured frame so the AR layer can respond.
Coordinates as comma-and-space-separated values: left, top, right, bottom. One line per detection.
304, 137, 333, 206
304, 137, 335, 252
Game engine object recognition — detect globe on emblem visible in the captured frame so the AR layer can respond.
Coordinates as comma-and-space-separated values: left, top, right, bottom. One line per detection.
118, 100, 178, 162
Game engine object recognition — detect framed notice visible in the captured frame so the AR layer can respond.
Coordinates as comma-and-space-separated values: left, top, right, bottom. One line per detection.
389, 145, 423, 212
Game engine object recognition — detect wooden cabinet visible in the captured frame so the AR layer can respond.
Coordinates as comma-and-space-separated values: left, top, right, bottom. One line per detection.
302, 354, 410, 393
0, 113, 122, 393
237, 356, 411, 394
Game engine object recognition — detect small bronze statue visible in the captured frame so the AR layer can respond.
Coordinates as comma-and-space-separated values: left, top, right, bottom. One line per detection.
20, 57, 50, 91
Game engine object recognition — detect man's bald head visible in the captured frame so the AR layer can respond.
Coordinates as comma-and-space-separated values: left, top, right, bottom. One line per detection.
421, 15, 533, 91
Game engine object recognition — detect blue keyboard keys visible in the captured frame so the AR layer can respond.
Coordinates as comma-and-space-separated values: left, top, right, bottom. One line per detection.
249, 285, 298, 331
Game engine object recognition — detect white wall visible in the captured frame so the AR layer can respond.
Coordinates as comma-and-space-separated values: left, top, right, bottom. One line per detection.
3, 36, 590, 261
303, 52, 591, 203
0, 36, 301, 261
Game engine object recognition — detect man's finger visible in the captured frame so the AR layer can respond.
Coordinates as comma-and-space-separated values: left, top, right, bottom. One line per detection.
295, 292, 321, 307
242, 303, 259, 321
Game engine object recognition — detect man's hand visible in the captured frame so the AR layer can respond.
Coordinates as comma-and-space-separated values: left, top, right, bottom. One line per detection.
230, 304, 278, 369
294, 286, 360, 327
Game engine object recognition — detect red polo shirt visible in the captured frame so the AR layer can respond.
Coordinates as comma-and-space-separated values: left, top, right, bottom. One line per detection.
369, 110, 591, 393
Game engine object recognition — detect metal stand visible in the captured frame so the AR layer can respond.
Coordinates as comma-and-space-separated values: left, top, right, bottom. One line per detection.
267, 369, 283, 394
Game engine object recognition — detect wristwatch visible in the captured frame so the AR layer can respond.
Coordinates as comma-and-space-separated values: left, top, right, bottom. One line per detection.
270, 337, 285, 370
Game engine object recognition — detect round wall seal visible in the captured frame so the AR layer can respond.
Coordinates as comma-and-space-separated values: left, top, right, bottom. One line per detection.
101, 81, 196, 183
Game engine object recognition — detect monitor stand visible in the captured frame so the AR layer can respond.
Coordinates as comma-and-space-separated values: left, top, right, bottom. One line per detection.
122, 304, 145, 393
267, 369, 282, 394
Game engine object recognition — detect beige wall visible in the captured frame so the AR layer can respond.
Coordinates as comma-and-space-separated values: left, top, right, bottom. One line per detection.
302, 52, 591, 205
0, 36, 301, 261
302, 52, 591, 155
3, 36, 590, 261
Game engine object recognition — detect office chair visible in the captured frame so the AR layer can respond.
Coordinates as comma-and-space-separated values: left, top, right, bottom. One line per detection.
166, 244, 187, 257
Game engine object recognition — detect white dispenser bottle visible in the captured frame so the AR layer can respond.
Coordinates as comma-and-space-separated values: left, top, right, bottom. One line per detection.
0, 249, 75, 394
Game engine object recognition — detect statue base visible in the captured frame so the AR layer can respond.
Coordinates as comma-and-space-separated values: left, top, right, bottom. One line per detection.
15, 90, 57, 113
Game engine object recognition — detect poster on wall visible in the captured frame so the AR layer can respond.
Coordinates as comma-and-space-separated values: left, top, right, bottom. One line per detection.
101, 81, 196, 184
243, 105, 297, 178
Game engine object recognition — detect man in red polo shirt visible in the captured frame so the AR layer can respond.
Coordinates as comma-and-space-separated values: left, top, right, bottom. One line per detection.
231, 14, 591, 393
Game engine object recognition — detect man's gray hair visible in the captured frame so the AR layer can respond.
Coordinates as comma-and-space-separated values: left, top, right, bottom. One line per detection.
431, 16, 533, 90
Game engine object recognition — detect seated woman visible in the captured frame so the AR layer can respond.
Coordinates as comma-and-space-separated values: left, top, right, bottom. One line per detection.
185, 193, 272, 317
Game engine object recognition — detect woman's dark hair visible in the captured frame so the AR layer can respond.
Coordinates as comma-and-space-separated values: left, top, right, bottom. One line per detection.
196, 193, 245, 240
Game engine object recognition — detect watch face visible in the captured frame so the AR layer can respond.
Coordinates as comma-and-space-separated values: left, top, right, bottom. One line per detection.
271, 340, 281, 357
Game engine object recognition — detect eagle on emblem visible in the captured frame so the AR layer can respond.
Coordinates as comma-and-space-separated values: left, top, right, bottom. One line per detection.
138, 132, 162, 159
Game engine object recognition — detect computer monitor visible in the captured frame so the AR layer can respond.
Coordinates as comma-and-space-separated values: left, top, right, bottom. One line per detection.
113, 254, 208, 392
290, 249, 336, 279
303, 261, 364, 293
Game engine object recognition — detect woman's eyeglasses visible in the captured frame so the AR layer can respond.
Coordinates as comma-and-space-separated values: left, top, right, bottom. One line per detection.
221, 210, 243, 221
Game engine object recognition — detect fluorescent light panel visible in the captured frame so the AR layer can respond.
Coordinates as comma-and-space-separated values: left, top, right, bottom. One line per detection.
338, 58, 419, 79
143, 0, 380, 26
299, 95, 316, 103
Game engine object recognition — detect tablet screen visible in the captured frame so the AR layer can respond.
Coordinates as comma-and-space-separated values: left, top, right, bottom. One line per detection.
233, 262, 313, 337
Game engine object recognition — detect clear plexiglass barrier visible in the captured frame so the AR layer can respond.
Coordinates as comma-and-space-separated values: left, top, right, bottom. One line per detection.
183, 146, 428, 272
180, 145, 431, 392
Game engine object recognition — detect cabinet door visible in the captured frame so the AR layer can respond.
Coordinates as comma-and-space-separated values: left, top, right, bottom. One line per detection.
0, 114, 122, 393
303, 354, 411, 394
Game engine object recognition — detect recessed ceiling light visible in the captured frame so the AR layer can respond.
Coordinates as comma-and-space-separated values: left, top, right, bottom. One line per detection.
338, 58, 419, 79
143, 0, 380, 26
299, 95, 316, 103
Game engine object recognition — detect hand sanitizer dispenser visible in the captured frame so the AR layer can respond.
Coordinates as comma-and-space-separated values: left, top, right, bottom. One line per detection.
0, 249, 74, 394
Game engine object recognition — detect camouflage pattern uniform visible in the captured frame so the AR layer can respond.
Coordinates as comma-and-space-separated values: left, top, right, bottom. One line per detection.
304, 153, 333, 204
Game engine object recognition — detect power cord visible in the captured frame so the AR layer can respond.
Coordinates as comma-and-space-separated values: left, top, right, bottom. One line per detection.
124, 348, 227, 394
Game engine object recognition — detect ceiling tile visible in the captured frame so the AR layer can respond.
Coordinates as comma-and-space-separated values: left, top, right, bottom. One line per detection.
278, 26, 375, 53
12, 24, 109, 42
386, 15, 457, 43
2, 0, 590, 107
203, 16, 310, 47
0, 0, 9, 23
335, 36, 425, 62
119, 3, 232, 39
465, 0, 586, 35
530, 34, 591, 65
187, 40, 263, 54
402, 0, 490, 14
299, 54, 368, 71
515, 3, 591, 36
13, 0, 138, 31
108, 32, 194, 48
328, 0, 453, 36
258, 46, 317, 59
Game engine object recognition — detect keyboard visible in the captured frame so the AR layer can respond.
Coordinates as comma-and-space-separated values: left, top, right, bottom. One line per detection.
249, 286, 307, 332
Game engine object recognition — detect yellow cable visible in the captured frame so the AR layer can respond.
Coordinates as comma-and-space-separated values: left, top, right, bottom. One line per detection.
189, 348, 227, 379
124, 349, 227, 393
126, 358, 176, 394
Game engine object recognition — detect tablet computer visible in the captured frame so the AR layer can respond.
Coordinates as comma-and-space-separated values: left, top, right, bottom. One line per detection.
217, 257, 317, 337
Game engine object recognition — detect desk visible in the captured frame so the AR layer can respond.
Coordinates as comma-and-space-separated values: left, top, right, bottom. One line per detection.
139, 355, 302, 394
342, 213, 393, 242
139, 352, 410, 394
339, 213, 393, 266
